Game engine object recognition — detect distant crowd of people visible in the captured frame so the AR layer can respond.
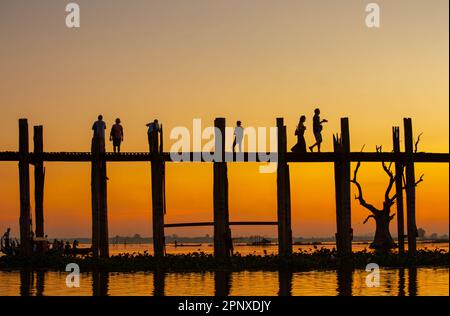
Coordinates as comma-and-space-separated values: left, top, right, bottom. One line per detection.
1, 227, 80, 256
92, 108, 327, 154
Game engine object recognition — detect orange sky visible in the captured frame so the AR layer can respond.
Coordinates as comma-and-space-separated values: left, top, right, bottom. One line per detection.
0, 0, 448, 238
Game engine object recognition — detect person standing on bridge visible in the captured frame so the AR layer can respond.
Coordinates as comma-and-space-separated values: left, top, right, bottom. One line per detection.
291, 115, 307, 153
110, 118, 124, 153
92, 115, 107, 152
309, 108, 327, 152
146, 119, 160, 153
232, 121, 244, 152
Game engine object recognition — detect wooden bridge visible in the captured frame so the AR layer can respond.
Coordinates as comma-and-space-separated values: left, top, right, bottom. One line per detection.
1, 117, 448, 259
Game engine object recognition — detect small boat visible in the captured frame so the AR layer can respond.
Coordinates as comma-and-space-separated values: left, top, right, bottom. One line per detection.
249, 237, 271, 246
174, 243, 202, 247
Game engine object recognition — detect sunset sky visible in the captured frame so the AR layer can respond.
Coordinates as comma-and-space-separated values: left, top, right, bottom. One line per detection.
0, 0, 448, 239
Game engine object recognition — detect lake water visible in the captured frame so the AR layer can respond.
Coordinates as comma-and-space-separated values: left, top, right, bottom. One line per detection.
1, 242, 448, 296
104, 241, 449, 256
0, 267, 448, 296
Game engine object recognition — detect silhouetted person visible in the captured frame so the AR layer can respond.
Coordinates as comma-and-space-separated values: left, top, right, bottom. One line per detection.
92, 115, 107, 152
64, 241, 71, 254
232, 121, 244, 152
2, 228, 11, 249
291, 115, 307, 153
309, 108, 328, 152
73, 239, 79, 250
146, 119, 160, 153
110, 118, 124, 153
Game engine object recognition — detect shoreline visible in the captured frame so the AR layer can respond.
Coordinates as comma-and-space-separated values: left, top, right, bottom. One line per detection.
1, 249, 448, 273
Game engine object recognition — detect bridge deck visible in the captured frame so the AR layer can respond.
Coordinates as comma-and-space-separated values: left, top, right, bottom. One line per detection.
165, 221, 278, 228
0, 151, 448, 163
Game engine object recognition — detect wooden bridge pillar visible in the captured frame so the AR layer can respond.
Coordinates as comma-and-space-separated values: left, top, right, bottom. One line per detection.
404, 118, 417, 255
213, 118, 231, 259
276, 118, 292, 256
151, 125, 165, 258
333, 118, 352, 256
392, 126, 405, 254
91, 135, 109, 258
33, 125, 45, 254
18, 119, 32, 257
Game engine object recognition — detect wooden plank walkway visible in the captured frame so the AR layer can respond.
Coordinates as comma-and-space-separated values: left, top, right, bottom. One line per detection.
0, 151, 448, 163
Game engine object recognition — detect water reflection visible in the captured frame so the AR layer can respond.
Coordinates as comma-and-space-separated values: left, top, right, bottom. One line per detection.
19, 269, 32, 296
0, 267, 447, 296
398, 268, 405, 296
278, 270, 293, 296
214, 271, 231, 296
153, 270, 165, 296
36, 270, 45, 296
92, 271, 109, 296
408, 267, 417, 297
336, 263, 353, 296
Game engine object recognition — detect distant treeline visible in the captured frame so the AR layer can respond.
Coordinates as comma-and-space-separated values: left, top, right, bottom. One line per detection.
53, 234, 449, 244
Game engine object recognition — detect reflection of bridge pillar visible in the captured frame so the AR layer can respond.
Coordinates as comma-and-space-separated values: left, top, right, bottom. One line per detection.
92, 270, 109, 296
278, 270, 293, 296
20, 269, 33, 296
336, 262, 353, 296
214, 270, 231, 296
153, 270, 166, 296
408, 267, 417, 297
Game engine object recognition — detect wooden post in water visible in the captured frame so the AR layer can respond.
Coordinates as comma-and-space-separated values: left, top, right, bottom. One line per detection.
392, 126, 405, 254
90, 137, 99, 258
403, 118, 417, 255
213, 118, 231, 259
91, 134, 108, 258
33, 125, 45, 254
276, 118, 292, 256
18, 119, 32, 257
98, 154, 109, 258
151, 123, 165, 258
333, 118, 352, 256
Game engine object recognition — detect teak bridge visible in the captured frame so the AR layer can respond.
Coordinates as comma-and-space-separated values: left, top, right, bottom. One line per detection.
0, 117, 448, 259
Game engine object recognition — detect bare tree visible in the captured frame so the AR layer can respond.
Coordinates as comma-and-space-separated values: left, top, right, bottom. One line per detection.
351, 146, 424, 252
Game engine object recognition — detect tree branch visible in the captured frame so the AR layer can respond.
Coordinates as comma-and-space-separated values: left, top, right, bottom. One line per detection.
350, 161, 380, 215
389, 174, 424, 204
363, 215, 375, 224
414, 132, 423, 153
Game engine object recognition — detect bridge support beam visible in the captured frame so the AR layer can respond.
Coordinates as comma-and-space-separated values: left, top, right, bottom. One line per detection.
393, 126, 405, 254
151, 125, 166, 258
213, 118, 231, 259
33, 125, 45, 254
333, 118, 352, 256
404, 118, 417, 256
18, 119, 32, 257
276, 118, 292, 256
91, 135, 109, 258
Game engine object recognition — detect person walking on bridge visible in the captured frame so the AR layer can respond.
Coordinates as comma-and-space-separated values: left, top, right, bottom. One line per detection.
309, 108, 328, 152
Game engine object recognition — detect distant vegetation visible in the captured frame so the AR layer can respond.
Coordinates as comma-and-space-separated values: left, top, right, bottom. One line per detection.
1, 248, 448, 272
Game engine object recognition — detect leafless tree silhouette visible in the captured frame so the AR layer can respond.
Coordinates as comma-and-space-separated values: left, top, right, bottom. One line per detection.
351, 146, 424, 252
